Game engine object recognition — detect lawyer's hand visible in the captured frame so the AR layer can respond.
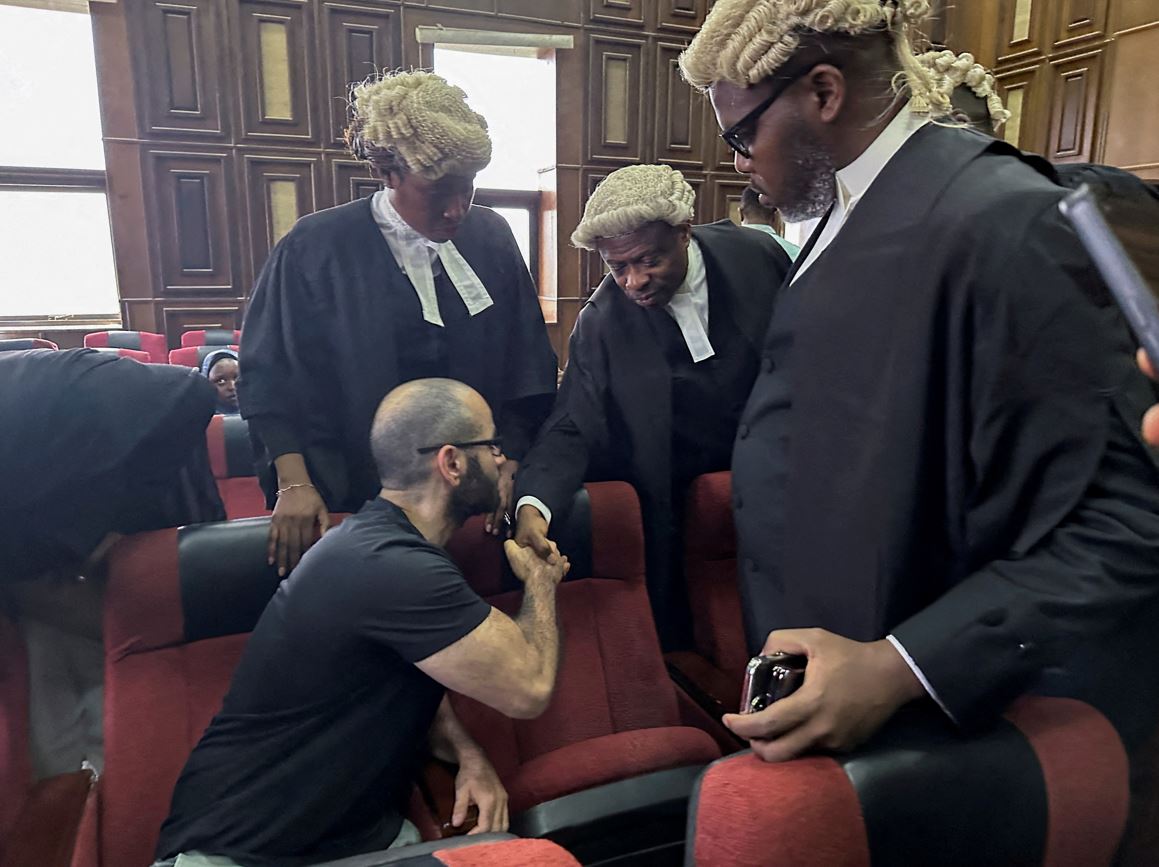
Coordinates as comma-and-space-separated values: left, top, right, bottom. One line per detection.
1139, 349, 1159, 447
484, 460, 517, 537
514, 504, 555, 561
723, 629, 924, 763
268, 484, 329, 576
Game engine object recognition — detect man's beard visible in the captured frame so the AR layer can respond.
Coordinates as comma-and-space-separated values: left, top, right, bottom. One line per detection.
449, 453, 500, 526
777, 112, 837, 223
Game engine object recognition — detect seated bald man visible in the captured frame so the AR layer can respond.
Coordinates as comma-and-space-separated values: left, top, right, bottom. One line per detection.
514, 165, 791, 649
155, 379, 568, 867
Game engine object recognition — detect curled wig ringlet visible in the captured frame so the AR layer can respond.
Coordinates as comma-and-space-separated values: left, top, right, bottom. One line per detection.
916, 49, 1012, 131
570, 164, 696, 251
679, 0, 949, 117
345, 70, 492, 180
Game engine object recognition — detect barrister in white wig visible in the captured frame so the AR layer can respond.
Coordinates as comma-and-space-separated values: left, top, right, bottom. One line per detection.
240, 71, 557, 576
514, 164, 792, 649
682, 0, 1159, 766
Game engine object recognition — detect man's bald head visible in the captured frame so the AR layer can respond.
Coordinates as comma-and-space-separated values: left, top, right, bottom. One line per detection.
370, 379, 491, 489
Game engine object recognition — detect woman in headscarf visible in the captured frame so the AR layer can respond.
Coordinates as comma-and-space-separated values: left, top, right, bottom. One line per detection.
201, 348, 240, 415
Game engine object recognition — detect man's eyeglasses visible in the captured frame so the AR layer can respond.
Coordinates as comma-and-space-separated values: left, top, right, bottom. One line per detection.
416, 437, 504, 457
719, 65, 818, 159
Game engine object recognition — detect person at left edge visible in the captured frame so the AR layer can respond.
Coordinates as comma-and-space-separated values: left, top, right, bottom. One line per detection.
239, 70, 559, 575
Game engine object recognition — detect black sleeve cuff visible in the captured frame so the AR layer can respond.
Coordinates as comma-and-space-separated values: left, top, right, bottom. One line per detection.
246, 414, 303, 461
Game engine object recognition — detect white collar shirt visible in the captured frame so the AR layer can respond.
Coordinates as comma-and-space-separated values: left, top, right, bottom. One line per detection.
370, 190, 493, 326
663, 239, 714, 363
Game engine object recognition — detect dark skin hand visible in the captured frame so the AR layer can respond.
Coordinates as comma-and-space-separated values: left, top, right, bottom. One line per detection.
513, 504, 555, 561
1140, 349, 1159, 447
267, 453, 330, 576
724, 628, 925, 762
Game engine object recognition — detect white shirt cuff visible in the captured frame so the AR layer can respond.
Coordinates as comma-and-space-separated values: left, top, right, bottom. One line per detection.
886, 634, 958, 725
514, 496, 551, 528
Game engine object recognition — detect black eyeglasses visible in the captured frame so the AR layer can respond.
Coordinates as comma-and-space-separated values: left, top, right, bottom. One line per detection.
719, 64, 818, 159
416, 437, 504, 457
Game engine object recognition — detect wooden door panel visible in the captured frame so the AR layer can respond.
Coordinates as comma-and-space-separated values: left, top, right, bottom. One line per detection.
320, 3, 401, 147
234, 0, 315, 142
588, 35, 647, 163
1047, 49, 1104, 163
146, 150, 239, 293
243, 155, 319, 276
654, 42, 704, 167
133, 0, 226, 136
1053, 0, 1109, 48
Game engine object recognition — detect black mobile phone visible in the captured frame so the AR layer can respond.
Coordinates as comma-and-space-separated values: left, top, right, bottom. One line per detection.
739, 653, 807, 714
1059, 184, 1159, 371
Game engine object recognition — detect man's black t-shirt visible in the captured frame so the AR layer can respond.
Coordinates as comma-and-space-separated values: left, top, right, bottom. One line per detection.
155, 498, 491, 865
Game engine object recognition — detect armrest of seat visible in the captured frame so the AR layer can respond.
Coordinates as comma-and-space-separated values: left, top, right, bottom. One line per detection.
314, 833, 519, 866
511, 764, 704, 864
2, 768, 96, 867
687, 698, 1130, 867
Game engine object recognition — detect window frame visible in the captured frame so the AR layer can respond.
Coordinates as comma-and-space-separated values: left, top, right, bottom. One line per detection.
474, 187, 542, 284
0, 6, 121, 330
0, 168, 121, 329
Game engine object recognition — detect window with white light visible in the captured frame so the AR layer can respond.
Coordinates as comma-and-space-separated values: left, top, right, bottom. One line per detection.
0, 5, 119, 324
434, 44, 555, 281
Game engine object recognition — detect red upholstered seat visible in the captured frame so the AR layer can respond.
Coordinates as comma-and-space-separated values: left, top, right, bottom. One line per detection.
424, 837, 580, 865
100, 520, 351, 867
180, 329, 241, 348
687, 697, 1131, 867
96, 484, 718, 865
447, 482, 720, 814
666, 471, 748, 716
168, 344, 239, 368
0, 614, 31, 851
84, 331, 168, 364
0, 338, 58, 351
205, 415, 268, 519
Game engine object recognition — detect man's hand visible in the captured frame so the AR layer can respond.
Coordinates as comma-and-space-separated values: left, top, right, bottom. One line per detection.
514, 504, 555, 561
268, 484, 330, 576
485, 460, 518, 537
504, 538, 568, 586
723, 629, 925, 763
1139, 349, 1159, 447
452, 752, 509, 835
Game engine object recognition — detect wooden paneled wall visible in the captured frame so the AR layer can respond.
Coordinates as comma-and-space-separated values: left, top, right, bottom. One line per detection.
89, 0, 740, 358
944, 0, 1159, 180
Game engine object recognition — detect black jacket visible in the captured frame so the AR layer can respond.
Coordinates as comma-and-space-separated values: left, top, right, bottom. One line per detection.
517, 221, 791, 646
732, 124, 1159, 739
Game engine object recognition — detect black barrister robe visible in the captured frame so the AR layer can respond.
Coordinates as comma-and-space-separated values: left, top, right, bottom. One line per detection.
0, 349, 225, 582
733, 124, 1159, 743
517, 221, 791, 648
239, 198, 558, 512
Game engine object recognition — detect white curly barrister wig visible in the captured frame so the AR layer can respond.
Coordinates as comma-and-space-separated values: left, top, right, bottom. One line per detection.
916, 49, 1011, 132
678, 0, 949, 117
570, 165, 696, 251
349, 70, 492, 180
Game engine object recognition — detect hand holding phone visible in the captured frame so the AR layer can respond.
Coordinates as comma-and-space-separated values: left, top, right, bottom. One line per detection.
739, 652, 807, 714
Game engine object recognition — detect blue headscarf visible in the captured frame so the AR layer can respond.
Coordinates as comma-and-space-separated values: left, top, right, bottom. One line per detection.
200, 348, 239, 378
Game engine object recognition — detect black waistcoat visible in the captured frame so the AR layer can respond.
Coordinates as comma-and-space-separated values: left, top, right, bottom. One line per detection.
389, 263, 472, 383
